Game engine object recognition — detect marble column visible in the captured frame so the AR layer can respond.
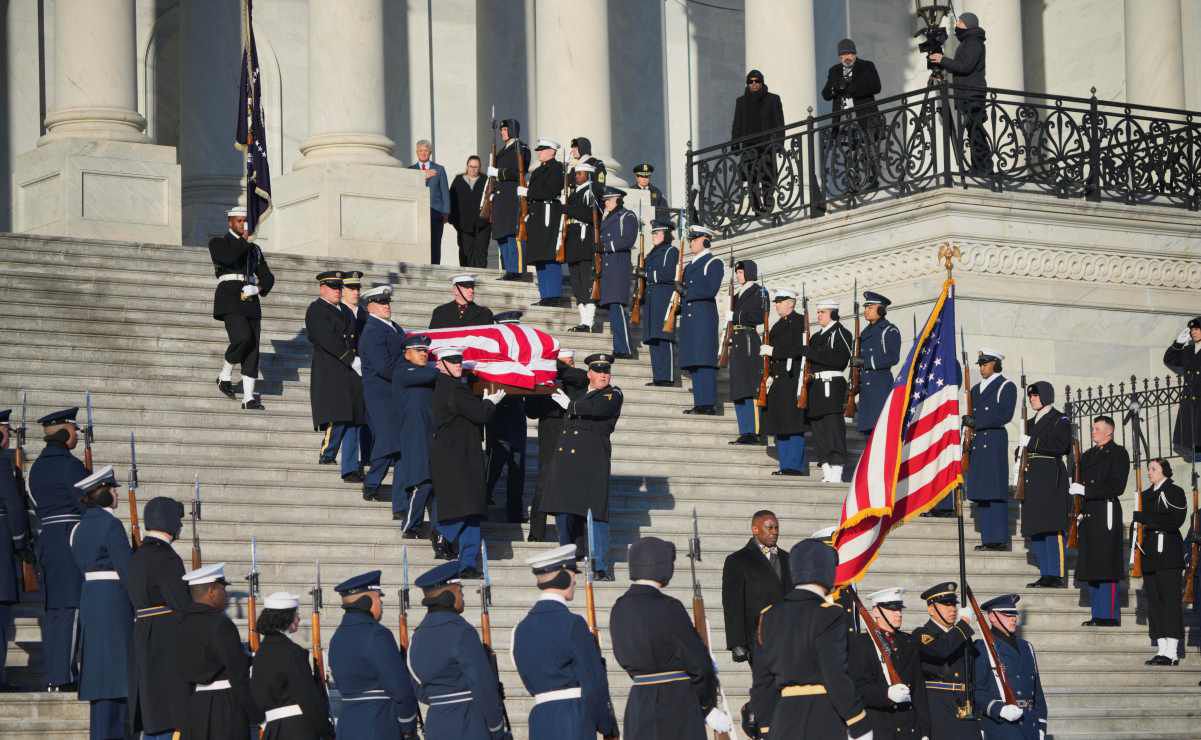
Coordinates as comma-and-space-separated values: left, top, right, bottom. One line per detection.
1125, 0, 1185, 109
963, 0, 1023, 92
13, 0, 181, 243
744, 0, 816, 124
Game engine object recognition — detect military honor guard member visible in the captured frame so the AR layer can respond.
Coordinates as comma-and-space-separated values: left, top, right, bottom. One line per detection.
511, 544, 620, 740
563, 163, 601, 332
541, 353, 624, 580
912, 581, 980, 739
393, 334, 441, 541
611, 537, 719, 740
305, 271, 368, 482
1072, 415, 1130, 626
642, 220, 680, 386
329, 571, 419, 738
750, 539, 871, 740
358, 286, 407, 506
408, 562, 510, 740
0, 409, 33, 692
1164, 316, 1201, 456
126, 497, 192, 740
209, 204, 275, 409
30, 406, 88, 691
177, 563, 263, 739
631, 162, 669, 219
1019, 382, 1072, 588
1135, 458, 1188, 665
487, 118, 531, 280
250, 592, 335, 739
524, 139, 567, 305
804, 299, 855, 483
679, 225, 725, 415
761, 289, 810, 475
485, 313, 530, 523
598, 186, 638, 358
570, 136, 607, 194
972, 595, 1048, 739
847, 587, 931, 740
69, 465, 134, 739
853, 292, 901, 435
429, 274, 495, 329
721, 510, 790, 666
954, 349, 1018, 535
727, 260, 769, 444
340, 271, 368, 344
431, 347, 506, 577
524, 350, 589, 542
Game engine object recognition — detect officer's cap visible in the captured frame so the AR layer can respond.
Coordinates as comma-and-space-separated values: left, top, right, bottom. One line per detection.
629, 537, 676, 584
867, 587, 906, 611
341, 270, 364, 287
585, 353, 614, 372
921, 581, 959, 605
980, 593, 1020, 615
494, 310, 523, 324
38, 407, 79, 427
450, 274, 477, 287
977, 348, 1004, 364
603, 186, 626, 200
436, 346, 466, 364
226, 205, 247, 218
650, 220, 673, 233
816, 299, 839, 311
788, 540, 838, 590
315, 271, 343, 288
403, 334, 432, 351
0, 409, 9, 425
264, 591, 301, 610
534, 138, 560, 151
774, 288, 797, 302
688, 225, 718, 239
415, 562, 462, 591
361, 285, 392, 304
574, 162, 596, 174
183, 563, 228, 587
334, 570, 385, 597
863, 291, 891, 307
75, 465, 119, 493
808, 525, 837, 542
633, 163, 654, 177
144, 497, 185, 535
526, 544, 580, 575
558, 349, 576, 359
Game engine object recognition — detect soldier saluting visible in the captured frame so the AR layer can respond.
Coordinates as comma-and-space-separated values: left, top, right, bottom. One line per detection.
911, 582, 980, 739
210, 204, 274, 409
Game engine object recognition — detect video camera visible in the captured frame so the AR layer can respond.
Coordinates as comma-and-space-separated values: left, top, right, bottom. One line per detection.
913, 1, 954, 76
916, 25, 949, 73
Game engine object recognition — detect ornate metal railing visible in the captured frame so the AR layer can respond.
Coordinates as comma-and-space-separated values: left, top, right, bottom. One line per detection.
688, 84, 1201, 236
1064, 374, 1193, 469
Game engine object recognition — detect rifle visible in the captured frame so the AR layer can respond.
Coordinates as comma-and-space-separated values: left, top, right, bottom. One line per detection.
662, 208, 688, 334
959, 327, 974, 470
190, 474, 203, 570
478, 540, 512, 733
796, 285, 813, 410
1184, 463, 1199, 603
630, 202, 647, 327
687, 509, 733, 740
1013, 359, 1029, 502
584, 509, 600, 640
848, 589, 902, 685
311, 560, 327, 687
247, 536, 260, 653
1128, 396, 1148, 579
14, 390, 38, 593
755, 285, 772, 408
843, 279, 861, 418
1066, 404, 1084, 550
555, 148, 570, 264
128, 432, 142, 549
954, 484, 974, 717
717, 247, 736, 368
516, 134, 529, 250
83, 390, 94, 473
398, 546, 426, 731
480, 106, 498, 221
590, 200, 603, 302
965, 585, 1018, 706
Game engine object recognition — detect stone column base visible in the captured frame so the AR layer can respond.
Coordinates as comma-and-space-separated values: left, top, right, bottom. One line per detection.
12, 139, 181, 244
265, 163, 430, 262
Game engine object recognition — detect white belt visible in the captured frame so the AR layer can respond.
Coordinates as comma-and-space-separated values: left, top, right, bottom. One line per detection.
195, 679, 232, 692
813, 370, 843, 380
534, 687, 582, 705
264, 704, 303, 723
217, 274, 247, 283
84, 571, 120, 581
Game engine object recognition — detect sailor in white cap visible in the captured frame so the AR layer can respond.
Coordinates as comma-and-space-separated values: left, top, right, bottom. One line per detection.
679, 223, 725, 414
848, 586, 930, 739
804, 298, 855, 483
250, 591, 335, 738
209, 204, 275, 409
429, 274, 495, 329
564, 162, 601, 332
525, 139, 568, 305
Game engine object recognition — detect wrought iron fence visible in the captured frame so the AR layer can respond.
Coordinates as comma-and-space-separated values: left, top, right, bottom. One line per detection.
1064, 374, 1196, 472
688, 83, 1201, 236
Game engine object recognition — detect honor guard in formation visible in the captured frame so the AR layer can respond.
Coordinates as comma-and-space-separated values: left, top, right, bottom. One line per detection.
1135, 458, 1187, 665
525, 139, 566, 305
357, 286, 407, 506
1072, 415, 1129, 626
250, 592, 336, 739
305, 271, 368, 482
511, 544, 620, 739
69, 466, 134, 738
126, 497, 191, 739
209, 204, 275, 410
853, 292, 901, 435
408, 562, 510, 740
956, 349, 1017, 537
488, 119, 531, 280
563, 162, 601, 333
570, 137, 607, 192
972, 595, 1047, 739
847, 587, 931, 739
393, 334, 440, 542
610, 537, 717, 739
599, 187, 638, 358
727, 260, 769, 444
430, 274, 495, 329
542, 354, 624, 580
631, 162, 669, 220
328, 571, 419, 738
642, 220, 680, 386
679, 225, 725, 415
762, 289, 810, 476
524, 350, 589, 542
485, 312, 529, 523
750, 539, 870, 739
912, 582, 980, 739
804, 299, 854, 482
176, 563, 262, 738
1019, 382, 1071, 588
721, 510, 789, 666
341, 271, 368, 342
1164, 316, 1201, 455
30, 406, 88, 691
0, 409, 32, 693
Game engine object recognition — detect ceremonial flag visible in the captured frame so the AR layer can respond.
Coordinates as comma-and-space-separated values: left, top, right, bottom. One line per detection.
417, 324, 560, 390
834, 279, 963, 586
236, 0, 271, 237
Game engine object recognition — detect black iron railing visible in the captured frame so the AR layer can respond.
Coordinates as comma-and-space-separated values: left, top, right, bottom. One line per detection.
688, 83, 1201, 236
1064, 374, 1194, 469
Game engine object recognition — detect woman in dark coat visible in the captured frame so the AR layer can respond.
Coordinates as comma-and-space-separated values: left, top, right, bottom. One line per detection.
762, 290, 808, 475
1163, 317, 1201, 456
249, 596, 334, 740
728, 260, 768, 444
1135, 458, 1188, 665
449, 156, 492, 269
1019, 381, 1072, 588
1073, 415, 1130, 626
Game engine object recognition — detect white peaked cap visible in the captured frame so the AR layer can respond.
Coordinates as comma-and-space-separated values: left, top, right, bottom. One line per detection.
867, 587, 906, 609
183, 562, 227, 586
264, 591, 301, 610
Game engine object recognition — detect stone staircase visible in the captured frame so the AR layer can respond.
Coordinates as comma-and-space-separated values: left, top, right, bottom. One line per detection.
0, 233, 1197, 739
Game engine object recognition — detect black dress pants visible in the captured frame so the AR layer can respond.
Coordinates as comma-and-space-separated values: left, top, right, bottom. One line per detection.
222, 314, 260, 378
457, 229, 491, 268
1144, 567, 1184, 640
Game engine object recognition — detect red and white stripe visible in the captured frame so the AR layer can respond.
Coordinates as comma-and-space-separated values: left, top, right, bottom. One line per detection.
416, 324, 560, 389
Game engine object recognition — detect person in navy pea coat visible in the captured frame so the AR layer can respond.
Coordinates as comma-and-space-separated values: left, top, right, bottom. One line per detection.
642, 221, 680, 385
678, 226, 725, 414
598, 187, 638, 357
1019, 382, 1072, 588
956, 349, 1017, 541
971, 595, 1047, 740
0, 410, 33, 691
394, 335, 440, 540
852, 291, 901, 434
357, 286, 408, 509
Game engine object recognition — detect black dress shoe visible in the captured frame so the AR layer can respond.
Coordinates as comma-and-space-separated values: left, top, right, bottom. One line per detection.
1044, 577, 1067, 588
730, 434, 756, 445
47, 682, 77, 693
1082, 618, 1120, 627
362, 485, 380, 501
974, 543, 1011, 551
392, 511, 404, 520
343, 470, 366, 484
569, 324, 590, 332
241, 399, 265, 410
771, 468, 810, 477
1146, 655, 1180, 666
646, 380, 674, 387
527, 532, 545, 542
1027, 576, 1053, 588
594, 570, 615, 582
402, 529, 424, 540
459, 567, 484, 579
683, 405, 717, 415
318, 455, 336, 465
217, 379, 238, 399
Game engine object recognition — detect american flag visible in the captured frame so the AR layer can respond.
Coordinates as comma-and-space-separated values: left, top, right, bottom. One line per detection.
834, 280, 963, 586
415, 324, 561, 390
236, 0, 271, 237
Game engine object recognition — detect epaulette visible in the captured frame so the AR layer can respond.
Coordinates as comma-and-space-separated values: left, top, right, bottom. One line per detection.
820, 601, 838, 608
759, 604, 774, 615
920, 633, 935, 645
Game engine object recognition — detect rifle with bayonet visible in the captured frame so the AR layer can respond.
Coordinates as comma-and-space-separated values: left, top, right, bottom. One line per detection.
960, 327, 974, 469
755, 283, 772, 408
311, 560, 327, 687
247, 536, 260, 653
688, 509, 732, 740
662, 207, 688, 334
13, 390, 38, 592
555, 147, 570, 264
584, 509, 600, 641
1066, 402, 1084, 550
398, 546, 426, 732
1184, 461, 1199, 603
128, 432, 142, 549
191, 474, 203, 570
480, 106, 498, 222
590, 195, 603, 302
83, 391, 94, 472
965, 584, 1018, 705
796, 285, 813, 410
843, 279, 861, 418
849, 588, 903, 685
478, 540, 512, 733
630, 202, 647, 327
1128, 394, 1148, 579
1014, 359, 1029, 502
717, 246, 736, 368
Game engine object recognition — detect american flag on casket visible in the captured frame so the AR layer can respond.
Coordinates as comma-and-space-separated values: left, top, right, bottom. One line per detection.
412, 323, 561, 390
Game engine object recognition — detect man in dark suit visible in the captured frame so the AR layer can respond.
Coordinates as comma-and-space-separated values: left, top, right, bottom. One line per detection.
411, 139, 451, 265
721, 510, 790, 666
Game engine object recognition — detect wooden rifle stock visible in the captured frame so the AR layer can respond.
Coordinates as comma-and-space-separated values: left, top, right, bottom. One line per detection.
796, 300, 813, 410
966, 587, 1018, 705
850, 590, 902, 685
555, 157, 570, 263
128, 488, 142, 550
960, 346, 974, 470
662, 239, 686, 334
1184, 487, 1199, 603
1067, 438, 1083, 549
247, 592, 260, 653
311, 609, 326, 686
590, 206, 603, 302
84, 446, 93, 473
717, 264, 735, 368
516, 141, 529, 244
1014, 370, 1029, 501
630, 220, 646, 326
398, 609, 410, 651
1130, 464, 1145, 578
844, 300, 862, 418
756, 306, 772, 408
585, 579, 599, 640
12, 444, 39, 593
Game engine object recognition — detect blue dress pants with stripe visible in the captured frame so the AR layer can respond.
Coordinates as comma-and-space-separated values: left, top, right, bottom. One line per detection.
975, 500, 1010, 545
321, 423, 365, 478
689, 367, 717, 407
556, 514, 609, 574
402, 482, 435, 534
607, 304, 631, 356
1030, 532, 1065, 578
734, 399, 759, 436
40, 607, 77, 686
1088, 581, 1120, 620
535, 262, 562, 299
647, 340, 675, 383
497, 236, 522, 274
436, 516, 481, 572
776, 434, 807, 471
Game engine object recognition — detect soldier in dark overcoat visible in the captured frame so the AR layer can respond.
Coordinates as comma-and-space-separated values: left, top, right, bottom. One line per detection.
429, 274, 494, 329
631, 162, 670, 220
209, 204, 275, 408
1164, 316, 1201, 456
853, 291, 901, 434
570, 137, 607, 196
847, 587, 931, 740
599, 187, 638, 357
563, 165, 600, 332
394, 335, 440, 542
1019, 381, 1072, 588
1135, 458, 1187, 665
249, 593, 335, 740
524, 351, 589, 542
956, 349, 1017, 539
486, 119, 531, 278
642, 221, 680, 385
727, 260, 768, 444
541, 354, 623, 579
804, 300, 854, 482
911, 582, 980, 740
1072, 415, 1129, 626
485, 312, 528, 524
0, 410, 33, 692
611, 537, 718, 740
679, 226, 724, 415
762, 289, 808, 475
971, 595, 1048, 740
358, 286, 407, 507
305, 272, 367, 481
525, 139, 566, 303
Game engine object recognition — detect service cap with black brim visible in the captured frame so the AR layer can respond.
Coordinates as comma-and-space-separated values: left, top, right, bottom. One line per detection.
534, 138, 561, 151
980, 593, 1020, 615
38, 407, 79, 427
526, 544, 580, 574
633, 163, 654, 177
437, 346, 465, 364
494, 310, 523, 324
688, 225, 718, 239
773, 289, 797, 302
921, 581, 959, 605
603, 186, 626, 200
403, 334, 431, 351
0, 409, 10, 425
183, 562, 228, 587
863, 291, 891, 307
361, 285, 392, 304
450, 274, 477, 288
334, 570, 385, 597
316, 271, 343, 288
585, 353, 614, 372
342, 270, 364, 288
415, 562, 463, 591
650, 220, 673, 233
867, 586, 906, 611
75, 465, 120, 493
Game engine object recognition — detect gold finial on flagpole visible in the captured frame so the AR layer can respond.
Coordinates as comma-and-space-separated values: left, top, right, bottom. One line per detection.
938, 242, 961, 279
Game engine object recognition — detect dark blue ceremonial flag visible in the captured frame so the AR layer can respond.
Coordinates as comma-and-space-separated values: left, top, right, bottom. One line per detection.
236, 0, 271, 237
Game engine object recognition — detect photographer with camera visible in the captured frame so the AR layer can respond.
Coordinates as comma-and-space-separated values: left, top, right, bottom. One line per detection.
928, 12, 992, 177
821, 38, 882, 191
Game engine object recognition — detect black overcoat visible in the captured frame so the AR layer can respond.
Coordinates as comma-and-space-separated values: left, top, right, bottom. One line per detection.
821, 59, 883, 134
848, 630, 931, 740
729, 284, 768, 402
526, 364, 590, 472
428, 300, 494, 329
491, 138, 531, 238
430, 373, 496, 522
304, 298, 365, 430
540, 384, 623, 522
1020, 408, 1072, 537
804, 321, 853, 419
764, 312, 808, 435
524, 159, 565, 264
1164, 340, 1201, 454
177, 602, 262, 739
563, 184, 599, 265
449, 174, 490, 235
1075, 441, 1130, 583
250, 633, 335, 740
720, 538, 790, 652
1135, 480, 1188, 572
208, 232, 275, 320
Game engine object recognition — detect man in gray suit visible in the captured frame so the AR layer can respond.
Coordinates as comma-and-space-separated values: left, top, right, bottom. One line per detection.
412, 139, 451, 264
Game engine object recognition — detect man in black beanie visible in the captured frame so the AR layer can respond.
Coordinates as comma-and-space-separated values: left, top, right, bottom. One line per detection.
928, 12, 991, 176
610, 537, 719, 739
821, 38, 883, 191
731, 69, 785, 214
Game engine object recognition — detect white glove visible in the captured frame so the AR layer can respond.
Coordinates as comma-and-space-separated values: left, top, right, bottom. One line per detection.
960, 608, 974, 623
351, 356, 362, 376
886, 683, 911, 704
759, 344, 774, 357
999, 704, 1024, 722
1018, 434, 1031, 448
1177, 327, 1191, 344
551, 389, 571, 410
486, 165, 499, 177
483, 388, 507, 405
704, 708, 733, 733
517, 185, 529, 197
240, 285, 259, 297
1069, 482, 1085, 496
849, 731, 874, 740
725, 310, 734, 322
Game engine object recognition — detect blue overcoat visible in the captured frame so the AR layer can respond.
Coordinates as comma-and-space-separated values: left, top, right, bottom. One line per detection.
678, 250, 724, 369
0, 450, 31, 603
598, 207, 637, 307
965, 375, 1018, 502
641, 241, 680, 344
29, 443, 87, 609
393, 360, 438, 489
330, 608, 419, 737
408, 609, 507, 740
69, 507, 133, 701
853, 318, 901, 432
360, 316, 406, 459
972, 632, 1047, 740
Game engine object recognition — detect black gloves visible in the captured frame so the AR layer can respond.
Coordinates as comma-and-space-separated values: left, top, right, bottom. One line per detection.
15, 546, 35, 564
674, 281, 686, 294
849, 357, 864, 368
732, 646, 750, 663
962, 414, 976, 429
